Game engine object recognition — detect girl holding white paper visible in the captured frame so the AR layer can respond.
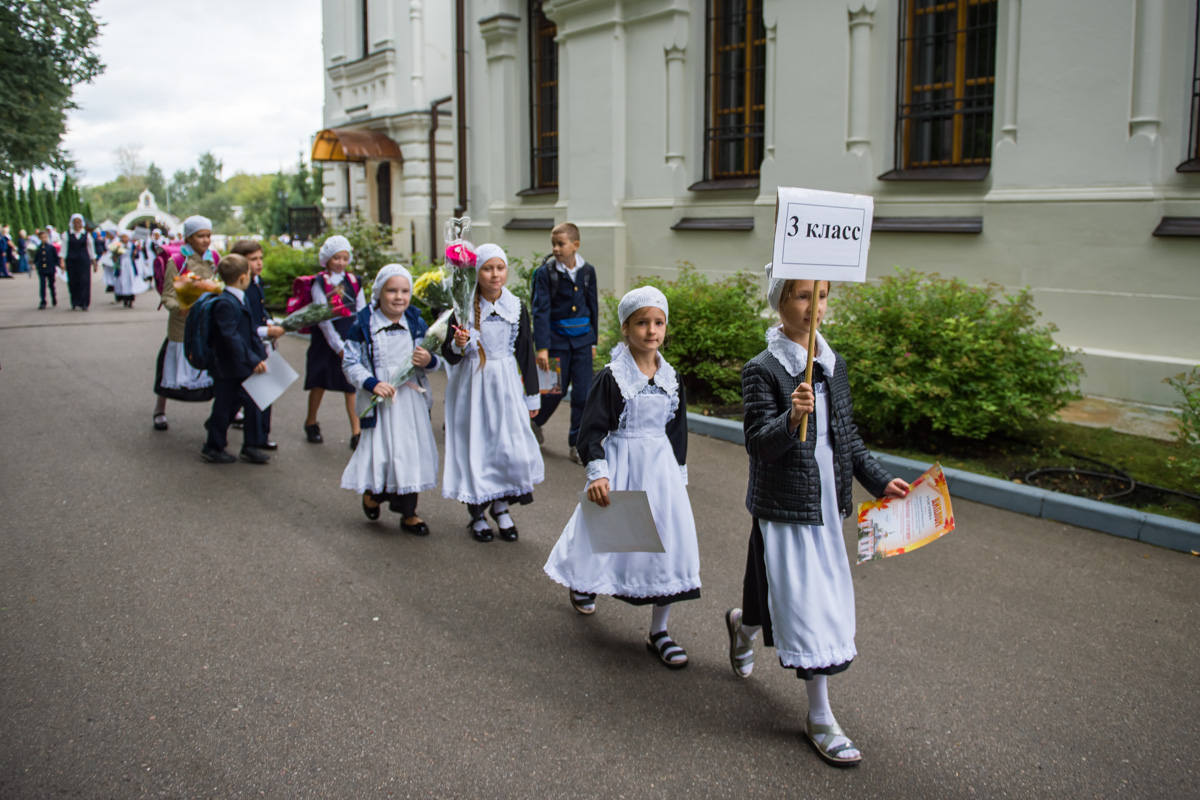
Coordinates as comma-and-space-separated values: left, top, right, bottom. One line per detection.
727, 265, 909, 766
543, 287, 700, 670
341, 264, 440, 534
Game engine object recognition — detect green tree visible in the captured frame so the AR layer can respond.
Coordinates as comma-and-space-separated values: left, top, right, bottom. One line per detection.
266, 170, 289, 236
0, 1, 104, 175
170, 168, 198, 207
145, 162, 166, 201
16, 185, 32, 232
308, 162, 325, 205
1, 182, 15, 228
196, 151, 223, 198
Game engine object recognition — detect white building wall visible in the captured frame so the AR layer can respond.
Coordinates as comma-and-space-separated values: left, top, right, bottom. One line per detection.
447, 0, 1200, 406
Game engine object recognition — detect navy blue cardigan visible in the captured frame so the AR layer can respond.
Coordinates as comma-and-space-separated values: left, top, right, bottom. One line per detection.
343, 305, 439, 429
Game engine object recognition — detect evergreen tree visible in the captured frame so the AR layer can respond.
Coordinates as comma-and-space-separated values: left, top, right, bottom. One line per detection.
1, 182, 14, 228
266, 170, 289, 236
145, 162, 166, 201
309, 163, 325, 206
83, 201, 95, 225
16, 185, 31, 232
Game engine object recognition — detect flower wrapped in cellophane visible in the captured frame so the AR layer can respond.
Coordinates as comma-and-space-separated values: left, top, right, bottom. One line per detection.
278, 301, 340, 333
413, 267, 452, 309
359, 308, 454, 418
443, 217, 477, 323
173, 268, 224, 310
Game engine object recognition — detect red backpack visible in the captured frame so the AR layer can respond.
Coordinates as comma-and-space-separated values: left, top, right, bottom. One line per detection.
285, 273, 359, 333
158, 249, 220, 295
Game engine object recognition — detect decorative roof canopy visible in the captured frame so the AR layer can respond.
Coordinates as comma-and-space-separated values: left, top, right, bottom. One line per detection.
311, 128, 404, 163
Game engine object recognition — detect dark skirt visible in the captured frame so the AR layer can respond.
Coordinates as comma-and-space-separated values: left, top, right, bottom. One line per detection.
153, 339, 215, 402
613, 588, 701, 608
304, 317, 356, 393
742, 518, 853, 680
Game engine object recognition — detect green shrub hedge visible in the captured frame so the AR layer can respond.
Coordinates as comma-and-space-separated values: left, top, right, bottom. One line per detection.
822, 269, 1083, 440
598, 264, 772, 407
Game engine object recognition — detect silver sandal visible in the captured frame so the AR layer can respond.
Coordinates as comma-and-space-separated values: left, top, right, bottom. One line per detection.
805, 717, 862, 767
725, 608, 754, 678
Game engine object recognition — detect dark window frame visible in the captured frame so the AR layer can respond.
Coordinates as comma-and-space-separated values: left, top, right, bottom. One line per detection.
526, 1, 559, 193
1179, 1, 1200, 172
695, 0, 766, 190
881, 0, 998, 181
361, 0, 370, 59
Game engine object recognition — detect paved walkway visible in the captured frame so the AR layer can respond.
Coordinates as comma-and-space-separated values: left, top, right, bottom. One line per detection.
1, 273, 1197, 799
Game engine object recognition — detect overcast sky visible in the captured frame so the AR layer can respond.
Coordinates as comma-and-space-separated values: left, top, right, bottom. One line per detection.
62, 0, 324, 186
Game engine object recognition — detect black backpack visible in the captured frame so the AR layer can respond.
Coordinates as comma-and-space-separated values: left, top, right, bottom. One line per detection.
183, 293, 220, 371
535, 255, 593, 304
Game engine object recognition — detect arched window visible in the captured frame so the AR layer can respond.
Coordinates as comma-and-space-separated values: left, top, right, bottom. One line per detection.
891, 0, 998, 178
703, 0, 767, 184
528, 1, 559, 191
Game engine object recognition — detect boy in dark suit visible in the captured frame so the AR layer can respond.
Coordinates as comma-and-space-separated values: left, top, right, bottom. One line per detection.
33, 229, 60, 309
230, 239, 284, 448
530, 222, 599, 464
201, 254, 271, 464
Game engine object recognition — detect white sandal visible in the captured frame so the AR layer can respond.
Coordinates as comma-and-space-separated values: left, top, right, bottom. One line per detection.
725, 608, 754, 678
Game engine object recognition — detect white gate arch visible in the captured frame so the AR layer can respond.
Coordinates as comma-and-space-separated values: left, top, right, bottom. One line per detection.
118, 189, 181, 234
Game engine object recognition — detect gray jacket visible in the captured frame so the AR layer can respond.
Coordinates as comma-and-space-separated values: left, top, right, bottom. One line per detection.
742, 349, 893, 524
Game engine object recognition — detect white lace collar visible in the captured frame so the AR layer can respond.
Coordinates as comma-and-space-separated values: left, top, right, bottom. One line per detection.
766, 325, 836, 379
479, 287, 521, 325
607, 343, 680, 417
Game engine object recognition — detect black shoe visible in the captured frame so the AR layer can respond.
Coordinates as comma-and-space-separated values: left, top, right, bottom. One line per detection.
489, 508, 518, 542
469, 521, 494, 543
260, 441, 278, 451
401, 519, 430, 536
201, 446, 236, 464
37, 304, 46, 310
305, 423, 323, 443
52, 299, 57, 307
362, 493, 381, 521
239, 446, 271, 464
153, 414, 168, 431
350, 433, 360, 450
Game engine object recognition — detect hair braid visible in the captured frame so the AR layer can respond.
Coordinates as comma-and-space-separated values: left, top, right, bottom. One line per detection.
473, 288, 487, 370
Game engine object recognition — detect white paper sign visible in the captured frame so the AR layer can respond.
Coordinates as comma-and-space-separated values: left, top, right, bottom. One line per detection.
772, 187, 874, 283
577, 491, 665, 554
242, 349, 300, 411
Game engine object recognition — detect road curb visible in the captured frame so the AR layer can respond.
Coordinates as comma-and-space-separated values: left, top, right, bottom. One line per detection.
685, 412, 1200, 555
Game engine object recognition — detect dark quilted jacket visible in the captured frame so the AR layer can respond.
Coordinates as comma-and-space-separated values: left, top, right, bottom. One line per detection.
743, 349, 894, 524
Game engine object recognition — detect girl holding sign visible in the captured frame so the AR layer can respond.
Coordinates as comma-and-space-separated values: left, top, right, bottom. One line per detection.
543, 287, 700, 669
726, 265, 908, 766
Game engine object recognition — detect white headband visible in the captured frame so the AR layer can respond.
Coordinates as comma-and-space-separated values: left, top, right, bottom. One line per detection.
182, 215, 212, 239
372, 263, 414, 303
474, 243, 507, 268
319, 235, 354, 268
618, 286, 669, 326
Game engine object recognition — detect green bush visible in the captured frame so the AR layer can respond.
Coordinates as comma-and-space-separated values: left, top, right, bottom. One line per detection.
598, 264, 772, 406
259, 242, 317, 309
822, 269, 1083, 440
1164, 366, 1200, 481
507, 252, 544, 321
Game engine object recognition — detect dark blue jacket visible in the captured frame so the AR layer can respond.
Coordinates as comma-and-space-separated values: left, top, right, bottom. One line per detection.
33, 242, 60, 276
246, 277, 270, 327
209, 290, 269, 381
531, 257, 598, 352
344, 305, 439, 429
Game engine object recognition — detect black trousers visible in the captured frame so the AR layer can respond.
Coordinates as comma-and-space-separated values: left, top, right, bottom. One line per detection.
65, 256, 90, 309
531, 344, 594, 446
206, 378, 264, 451
38, 273, 56, 305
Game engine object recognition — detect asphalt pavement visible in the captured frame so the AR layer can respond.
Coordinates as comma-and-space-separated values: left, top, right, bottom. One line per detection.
1, 272, 1197, 799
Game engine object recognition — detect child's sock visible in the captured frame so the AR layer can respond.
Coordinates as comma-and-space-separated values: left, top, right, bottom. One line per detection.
471, 518, 491, 534
739, 623, 761, 647
650, 604, 671, 635
491, 499, 513, 529
806, 675, 859, 757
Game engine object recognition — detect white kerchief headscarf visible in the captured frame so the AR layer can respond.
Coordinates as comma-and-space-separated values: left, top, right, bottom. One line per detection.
182, 215, 212, 240
618, 286, 669, 326
372, 263, 413, 305
764, 262, 787, 311
474, 243, 507, 268
70, 213, 85, 231
319, 235, 354, 268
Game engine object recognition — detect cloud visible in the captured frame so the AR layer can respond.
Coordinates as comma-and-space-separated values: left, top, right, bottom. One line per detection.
64, 0, 324, 186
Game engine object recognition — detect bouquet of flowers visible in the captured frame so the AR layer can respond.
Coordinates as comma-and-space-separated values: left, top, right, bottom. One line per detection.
442, 216, 478, 323
173, 263, 224, 310
359, 308, 454, 418
413, 268, 452, 309
278, 301, 340, 333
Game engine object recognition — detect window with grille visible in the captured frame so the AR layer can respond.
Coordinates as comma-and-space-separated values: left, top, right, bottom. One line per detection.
891, 0, 998, 177
528, 1, 558, 191
702, 0, 767, 184
1182, 2, 1200, 171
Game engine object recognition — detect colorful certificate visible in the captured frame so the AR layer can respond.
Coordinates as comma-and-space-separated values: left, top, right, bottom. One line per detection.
856, 462, 956, 564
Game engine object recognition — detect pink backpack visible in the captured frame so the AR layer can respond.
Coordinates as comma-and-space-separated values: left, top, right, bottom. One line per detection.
159, 249, 220, 295
285, 273, 360, 333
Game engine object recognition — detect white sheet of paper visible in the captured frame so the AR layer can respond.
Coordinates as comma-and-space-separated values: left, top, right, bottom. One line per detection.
242, 349, 299, 411
538, 356, 562, 394
771, 186, 873, 283
577, 490, 665, 553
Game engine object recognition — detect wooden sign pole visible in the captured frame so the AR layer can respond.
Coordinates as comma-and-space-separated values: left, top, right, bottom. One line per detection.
799, 279, 819, 442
